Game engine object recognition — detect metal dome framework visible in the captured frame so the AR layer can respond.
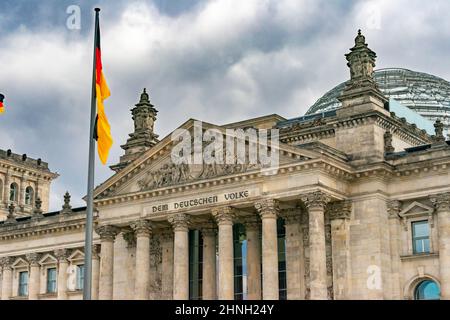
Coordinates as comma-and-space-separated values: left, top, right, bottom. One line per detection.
307, 68, 450, 133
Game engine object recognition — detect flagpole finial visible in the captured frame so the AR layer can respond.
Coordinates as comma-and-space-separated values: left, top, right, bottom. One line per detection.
95, 8, 100, 12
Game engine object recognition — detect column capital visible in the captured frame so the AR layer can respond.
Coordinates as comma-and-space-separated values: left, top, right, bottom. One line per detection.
54, 248, 69, 262
95, 225, 120, 241
160, 229, 174, 242
212, 206, 236, 225
387, 200, 402, 219
201, 226, 217, 237
242, 215, 260, 231
130, 219, 153, 237
92, 244, 101, 259
328, 200, 352, 220
301, 191, 331, 210
430, 193, 450, 212
255, 199, 279, 219
26, 253, 41, 266
168, 213, 190, 232
122, 230, 136, 248
279, 207, 302, 224
0, 256, 13, 269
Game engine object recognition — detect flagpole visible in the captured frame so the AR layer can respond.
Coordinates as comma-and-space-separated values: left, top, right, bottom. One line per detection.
83, 7, 100, 300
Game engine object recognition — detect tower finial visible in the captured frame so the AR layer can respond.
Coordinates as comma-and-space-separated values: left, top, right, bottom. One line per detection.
139, 88, 149, 103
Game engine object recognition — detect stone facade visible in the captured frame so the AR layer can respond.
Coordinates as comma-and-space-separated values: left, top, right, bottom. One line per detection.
0, 31, 449, 300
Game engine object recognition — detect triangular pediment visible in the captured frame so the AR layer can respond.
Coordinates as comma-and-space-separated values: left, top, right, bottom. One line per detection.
68, 249, 84, 263
399, 201, 434, 218
12, 257, 28, 268
94, 118, 323, 199
39, 254, 57, 266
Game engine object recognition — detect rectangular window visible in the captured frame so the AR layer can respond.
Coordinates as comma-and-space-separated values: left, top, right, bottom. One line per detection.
233, 223, 247, 300
18, 271, 29, 296
412, 220, 430, 254
46, 268, 57, 293
76, 265, 84, 290
189, 230, 203, 300
277, 218, 287, 300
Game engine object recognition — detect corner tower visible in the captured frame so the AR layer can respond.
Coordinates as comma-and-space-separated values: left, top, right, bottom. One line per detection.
110, 88, 159, 172
338, 29, 388, 114
335, 30, 390, 164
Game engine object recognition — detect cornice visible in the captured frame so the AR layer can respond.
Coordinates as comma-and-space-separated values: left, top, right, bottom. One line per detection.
94, 159, 354, 208
0, 215, 87, 240
0, 162, 58, 181
280, 110, 431, 148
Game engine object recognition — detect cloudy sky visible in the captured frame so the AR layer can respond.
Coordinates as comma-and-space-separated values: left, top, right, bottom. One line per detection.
1, 0, 450, 210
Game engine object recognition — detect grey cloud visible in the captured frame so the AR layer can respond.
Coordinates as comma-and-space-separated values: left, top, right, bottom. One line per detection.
0, 0, 449, 210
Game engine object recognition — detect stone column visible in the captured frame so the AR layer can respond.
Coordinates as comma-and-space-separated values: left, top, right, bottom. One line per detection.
131, 219, 152, 300
387, 200, 402, 300
92, 244, 101, 300
96, 225, 120, 300
201, 225, 217, 300
26, 253, 41, 300
161, 231, 174, 300
243, 216, 262, 300
301, 191, 330, 300
54, 249, 69, 300
280, 208, 304, 300
19, 175, 26, 208
430, 193, 450, 300
255, 199, 280, 300
1, 257, 13, 300
4, 173, 11, 205
212, 206, 235, 300
328, 201, 352, 300
168, 213, 190, 300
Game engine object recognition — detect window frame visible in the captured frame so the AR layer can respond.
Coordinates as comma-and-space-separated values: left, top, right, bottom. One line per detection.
414, 279, 440, 300
18, 271, 29, 297
411, 220, 431, 254
9, 182, 18, 202
25, 186, 34, 206
46, 267, 57, 294
75, 264, 85, 291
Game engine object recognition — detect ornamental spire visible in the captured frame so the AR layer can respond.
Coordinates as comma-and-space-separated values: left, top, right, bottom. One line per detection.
338, 29, 388, 109
346, 29, 377, 84
110, 88, 160, 172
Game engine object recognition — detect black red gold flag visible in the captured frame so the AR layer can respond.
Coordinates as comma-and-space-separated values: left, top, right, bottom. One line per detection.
93, 15, 112, 164
0, 94, 5, 114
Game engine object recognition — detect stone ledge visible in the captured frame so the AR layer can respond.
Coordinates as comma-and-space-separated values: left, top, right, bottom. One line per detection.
400, 252, 438, 261
9, 295, 28, 300
38, 292, 57, 299
67, 289, 83, 296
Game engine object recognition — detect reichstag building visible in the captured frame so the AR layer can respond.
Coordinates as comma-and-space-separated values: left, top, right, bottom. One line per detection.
1, 31, 450, 300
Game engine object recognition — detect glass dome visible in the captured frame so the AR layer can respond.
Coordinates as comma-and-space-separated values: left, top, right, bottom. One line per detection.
306, 68, 450, 133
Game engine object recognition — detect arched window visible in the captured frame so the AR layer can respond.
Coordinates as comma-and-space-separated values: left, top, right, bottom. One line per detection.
9, 183, 18, 202
25, 186, 34, 205
415, 280, 440, 300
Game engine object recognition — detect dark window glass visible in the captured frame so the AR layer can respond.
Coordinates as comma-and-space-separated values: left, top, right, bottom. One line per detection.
277, 218, 287, 300
189, 230, 203, 300
233, 223, 247, 300
415, 280, 440, 300
76, 265, 85, 290
25, 187, 34, 205
412, 221, 430, 254
18, 271, 29, 296
46, 268, 57, 293
9, 183, 18, 202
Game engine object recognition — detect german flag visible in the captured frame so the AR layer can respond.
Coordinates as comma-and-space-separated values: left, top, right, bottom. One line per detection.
93, 11, 112, 165
0, 94, 5, 114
